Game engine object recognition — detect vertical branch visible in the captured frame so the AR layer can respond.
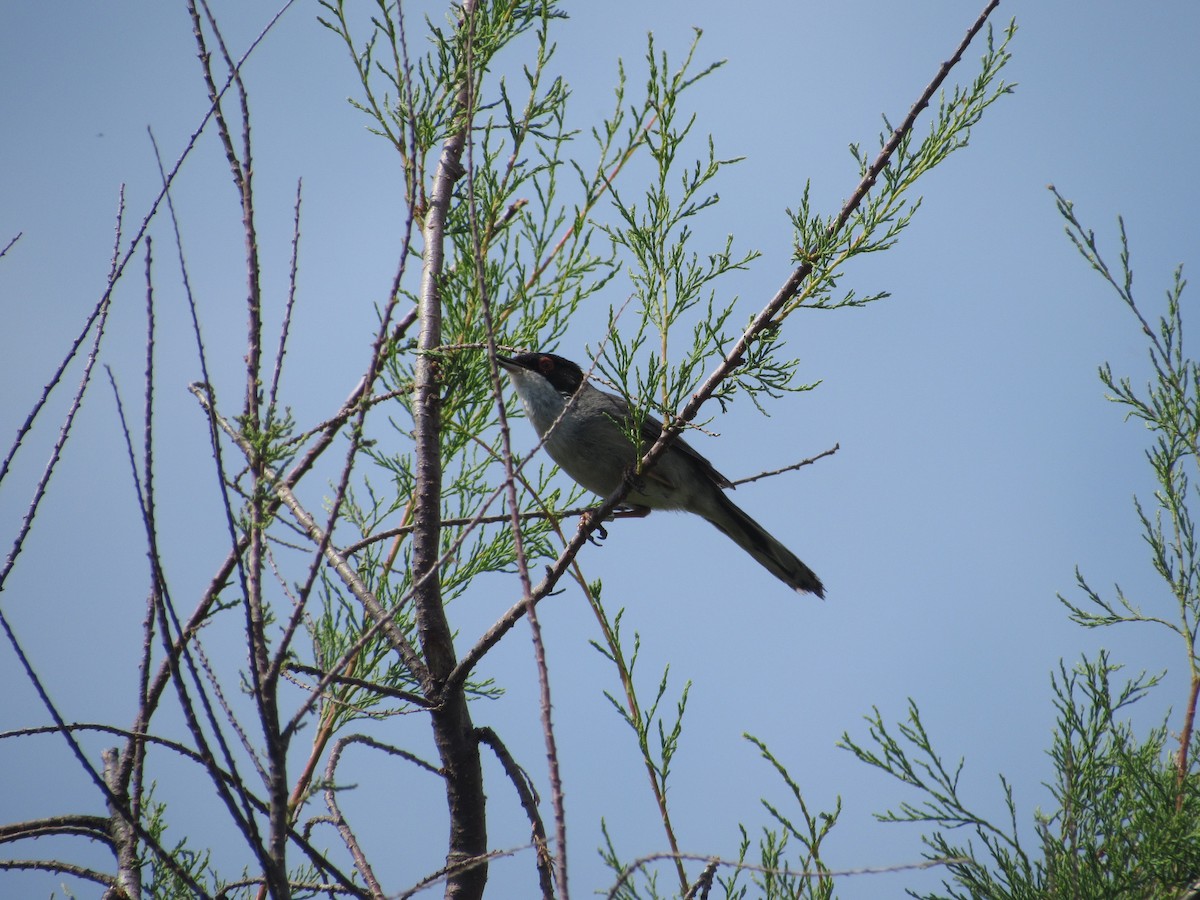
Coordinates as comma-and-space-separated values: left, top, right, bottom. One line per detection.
145, 132, 276, 868
476, 728, 555, 899
106, 232, 164, 899
1177, 673, 1200, 811
473, 81, 569, 900
267, 179, 303, 412
587, 592, 688, 892
187, 4, 292, 893
410, 2, 488, 897
103, 748, 141, 900
191, 0, 264, 420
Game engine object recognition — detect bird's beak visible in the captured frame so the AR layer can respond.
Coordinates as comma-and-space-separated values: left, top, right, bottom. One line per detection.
496, 355, 519, 372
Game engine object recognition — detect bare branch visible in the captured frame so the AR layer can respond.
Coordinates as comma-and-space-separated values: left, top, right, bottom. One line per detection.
477, 727, 556, 900
605, 852, 972, 900
730, 443, 840, 487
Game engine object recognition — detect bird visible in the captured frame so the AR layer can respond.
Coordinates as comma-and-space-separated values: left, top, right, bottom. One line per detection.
497, 351, 825, 597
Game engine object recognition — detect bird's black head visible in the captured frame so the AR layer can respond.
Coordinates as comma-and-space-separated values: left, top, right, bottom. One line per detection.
498, 352, 584, 397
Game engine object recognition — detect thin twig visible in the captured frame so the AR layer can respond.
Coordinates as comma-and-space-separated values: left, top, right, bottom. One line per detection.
323, 733, 444, 898
268, 178, 304, 410
339, 505, 600, 557
286, 663, 432, 709
394, 845, 536, 900
605, 852, 974, 900
0, 231, 22, 258
730, 443, 840, 486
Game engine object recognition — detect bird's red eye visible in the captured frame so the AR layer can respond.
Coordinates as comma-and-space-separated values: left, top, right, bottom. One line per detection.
538, 356, 554, 374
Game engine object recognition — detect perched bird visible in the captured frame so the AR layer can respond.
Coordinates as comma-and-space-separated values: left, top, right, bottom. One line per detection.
497, 351, 824, 597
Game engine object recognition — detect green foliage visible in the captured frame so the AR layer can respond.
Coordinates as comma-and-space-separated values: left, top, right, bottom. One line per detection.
840, 655, 1200, 900
592, 614, 692, 794
830, 196, 1200, 900
718, 737, 841, 900
790, 22, 1016, 315
592, 598, 694, 898
1053, 188, 1200, 677
141, 794, 215, 898
1041, 656, 1197, 898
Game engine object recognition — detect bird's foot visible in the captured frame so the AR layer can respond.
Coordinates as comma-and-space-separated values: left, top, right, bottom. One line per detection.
579, 509, 608, 544
579, 504, 651, 544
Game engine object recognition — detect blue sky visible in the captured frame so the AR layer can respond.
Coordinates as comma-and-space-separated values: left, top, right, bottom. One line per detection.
2, 1, 1198, 897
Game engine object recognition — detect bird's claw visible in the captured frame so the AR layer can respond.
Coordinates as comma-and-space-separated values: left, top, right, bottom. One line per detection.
578, 509, 609, 544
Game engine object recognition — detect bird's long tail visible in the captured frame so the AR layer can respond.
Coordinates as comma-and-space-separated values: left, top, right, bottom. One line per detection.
705, 492, 825, 598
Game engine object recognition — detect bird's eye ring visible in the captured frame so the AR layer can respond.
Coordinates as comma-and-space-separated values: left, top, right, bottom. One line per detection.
537, 356, 554, 374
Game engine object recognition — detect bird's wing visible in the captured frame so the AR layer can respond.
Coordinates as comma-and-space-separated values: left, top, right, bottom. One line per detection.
636, 409, 735, 491
588, 385, 735, 491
